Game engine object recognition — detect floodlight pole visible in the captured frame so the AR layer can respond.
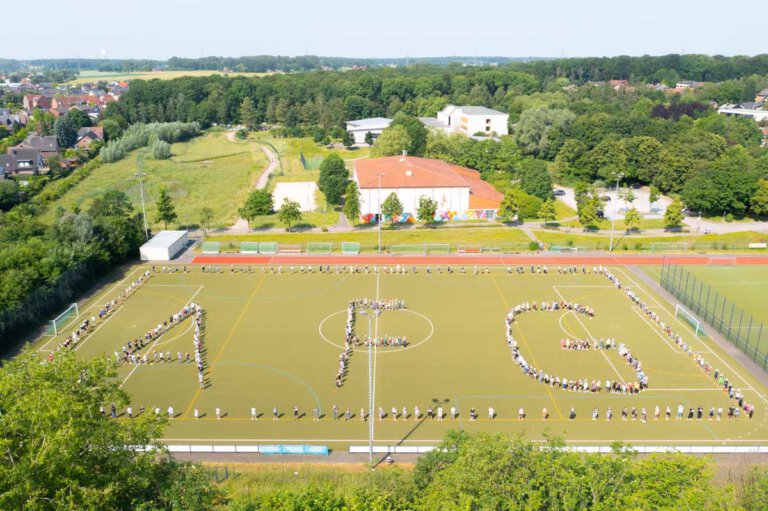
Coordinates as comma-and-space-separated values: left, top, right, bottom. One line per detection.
361, 309, 378, 469
377, 173, 383, 253
608, 173, 624, 253
136, 152, 149, 240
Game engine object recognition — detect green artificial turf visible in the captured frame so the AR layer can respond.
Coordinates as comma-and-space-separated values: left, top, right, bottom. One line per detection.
33, 264, 768, 448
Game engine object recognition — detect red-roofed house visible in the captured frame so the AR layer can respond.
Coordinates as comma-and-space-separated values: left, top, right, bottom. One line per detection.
352, 155, 503, 222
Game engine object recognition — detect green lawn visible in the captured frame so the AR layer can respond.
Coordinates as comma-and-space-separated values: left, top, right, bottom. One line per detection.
31, 264, 768, 448
534, 230, 768, 252
209, 226, 533, 253
42, 131, 268, 229
643, 264, 768, 360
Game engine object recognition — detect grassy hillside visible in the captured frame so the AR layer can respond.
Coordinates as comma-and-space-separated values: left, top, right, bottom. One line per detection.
43, 131, 267, 230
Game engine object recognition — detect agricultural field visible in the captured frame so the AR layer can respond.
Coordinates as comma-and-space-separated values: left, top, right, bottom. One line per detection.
42, 131, 267, 229
33, 260, 768, 450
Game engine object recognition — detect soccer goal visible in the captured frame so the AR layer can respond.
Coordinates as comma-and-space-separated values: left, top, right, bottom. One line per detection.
201, 242, 221, 254
707, 257, 737, 266
675, 304, 704, 337
549, 245, 581, 253
426, 243, 450, 255
47, 303, 79, 336
341, 242, 361, 255
307, 242, 332, 255
239, 242, 260, 254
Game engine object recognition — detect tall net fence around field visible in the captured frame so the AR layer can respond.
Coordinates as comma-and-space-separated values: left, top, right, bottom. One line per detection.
0, 257, 99, 352
299, 151, 323, 170
659, 261, 768, 372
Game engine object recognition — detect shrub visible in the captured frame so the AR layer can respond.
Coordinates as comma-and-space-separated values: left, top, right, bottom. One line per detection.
725, 213, 734, 222
150, 140, 171, 160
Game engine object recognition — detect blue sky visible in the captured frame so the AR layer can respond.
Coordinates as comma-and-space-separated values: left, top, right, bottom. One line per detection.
2, 0, 765, 60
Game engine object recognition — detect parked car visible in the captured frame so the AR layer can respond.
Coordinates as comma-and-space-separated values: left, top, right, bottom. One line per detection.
553, 189, 566, 196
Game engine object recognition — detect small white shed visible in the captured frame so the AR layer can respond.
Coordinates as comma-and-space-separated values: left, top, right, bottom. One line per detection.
139, 230, 188, 261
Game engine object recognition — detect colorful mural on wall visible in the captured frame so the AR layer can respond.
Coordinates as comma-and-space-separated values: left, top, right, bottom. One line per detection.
360, 210, 498, 223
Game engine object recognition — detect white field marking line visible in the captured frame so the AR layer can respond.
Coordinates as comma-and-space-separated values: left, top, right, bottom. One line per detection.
119, 285, 203, 388
558, 312, 583, 340
151, 320, 194, 348
614, 267, 768, 405
645, 388, 734, 392
613, 267, 664, 308
72, 306, 127, 352
40, 266, 148, 350
159, 437, 768, 444
553, 285, 615, 288
552, 286, 624, 382
162, 438, 444, 443
144, 284, 201, 287
628, 307, 680, 354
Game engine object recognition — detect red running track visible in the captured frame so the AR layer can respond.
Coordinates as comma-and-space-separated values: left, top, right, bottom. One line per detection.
191, 255, 768, 266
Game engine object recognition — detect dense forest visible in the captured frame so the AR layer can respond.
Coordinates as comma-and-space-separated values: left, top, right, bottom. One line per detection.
105, 60, 768, 217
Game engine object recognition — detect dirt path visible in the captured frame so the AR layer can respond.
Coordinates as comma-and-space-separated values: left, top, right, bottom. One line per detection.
225, 131, 280, 233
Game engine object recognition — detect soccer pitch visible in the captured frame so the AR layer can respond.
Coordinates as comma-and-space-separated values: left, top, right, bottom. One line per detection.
35, 262, 768, 448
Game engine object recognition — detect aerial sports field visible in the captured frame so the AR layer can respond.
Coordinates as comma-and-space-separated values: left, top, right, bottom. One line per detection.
33, 255, 768, 451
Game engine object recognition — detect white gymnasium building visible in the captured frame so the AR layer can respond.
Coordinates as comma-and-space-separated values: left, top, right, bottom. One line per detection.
345, 117, 392, 145
420, 105, 509, 137
352, 155, 503, 222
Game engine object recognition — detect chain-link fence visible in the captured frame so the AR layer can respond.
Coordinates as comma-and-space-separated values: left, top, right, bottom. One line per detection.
0, 257, 102, 354
659, 261, 768, 372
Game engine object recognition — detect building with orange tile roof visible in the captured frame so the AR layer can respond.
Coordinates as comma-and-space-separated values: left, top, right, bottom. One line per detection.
352, 155, 503, 222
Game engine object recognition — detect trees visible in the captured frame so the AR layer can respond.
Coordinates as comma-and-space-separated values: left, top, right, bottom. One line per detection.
514, 106, 575, 158
540, 198, 557, 225
54, 116, 78, 148
681, 167, 758, 217
391, 113, 428, 156
199, 206, 214, 233
578, 196, 600, 230
239, 97, 256, 130
648, 185, 660, 211
154, 188, 178, 229
498, 191, 519, 222
750, 179, 768, 217
381, 192, 404, 222
63, 108, 92, 130
518, 158, 552, 200
239, 189, 274, 229
150, 139, 171, 159
0, 349, 222, 511
0, 179, 20, 211
664, 197, 685, 229
277, 198, 302, 231
343, 181, 361, 224
624, 207, 641, 232
364, 131, 375, 146
318, 153, 349, 206
371, 125, 411, 157
417, 195, 438, 223
341, 129, 355, 147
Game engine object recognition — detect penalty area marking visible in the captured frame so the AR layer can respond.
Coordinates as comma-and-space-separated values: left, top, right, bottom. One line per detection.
318, 308, 434, 353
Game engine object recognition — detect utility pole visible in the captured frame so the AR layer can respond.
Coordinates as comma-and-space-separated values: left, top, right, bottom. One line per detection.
136, 152, 149, 240
608, 172, 624, 253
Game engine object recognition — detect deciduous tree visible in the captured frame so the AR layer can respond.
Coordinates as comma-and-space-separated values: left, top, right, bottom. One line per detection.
154, 188, 178, 229
277, 198, 302, 231
381, 192, 404, 222
416, 195, 438, 223
343, 181, 361, 224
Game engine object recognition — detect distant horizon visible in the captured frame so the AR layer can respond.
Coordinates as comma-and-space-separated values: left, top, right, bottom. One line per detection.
2, 0, 765, 61
2, 52, 766, 63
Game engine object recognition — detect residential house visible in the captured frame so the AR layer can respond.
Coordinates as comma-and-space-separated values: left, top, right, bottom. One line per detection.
419, 105, 509, 138
352, 155, 503, 222
18, 135, 59, 158
76, 127, 104, 148
755, 88, 768, 103
23, 94, 52, 111
0, 147, 46, 175
345, 117, 392, 145
717, 104, 768, 122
